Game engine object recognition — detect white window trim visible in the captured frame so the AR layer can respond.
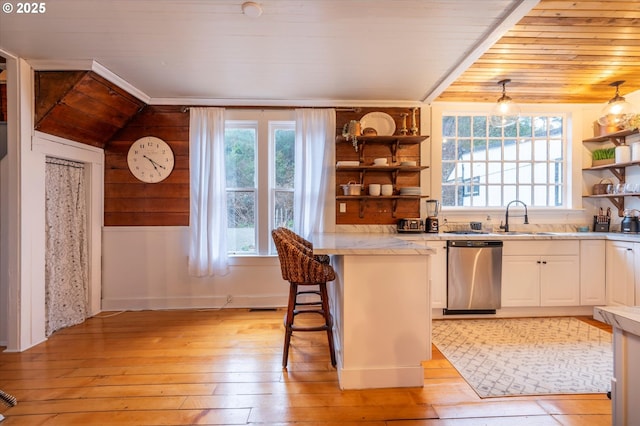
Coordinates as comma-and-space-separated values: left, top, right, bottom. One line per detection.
430, 102, 591, 222
224, 109, 295, 256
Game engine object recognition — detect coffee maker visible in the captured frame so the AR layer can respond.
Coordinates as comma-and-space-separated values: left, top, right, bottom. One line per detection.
425, 200, 440, 233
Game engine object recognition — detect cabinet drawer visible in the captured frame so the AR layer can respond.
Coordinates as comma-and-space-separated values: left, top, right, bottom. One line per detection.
503, 240, 579, 256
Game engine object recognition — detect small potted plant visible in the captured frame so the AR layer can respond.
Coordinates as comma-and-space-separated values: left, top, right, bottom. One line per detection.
592, 147, 615, 166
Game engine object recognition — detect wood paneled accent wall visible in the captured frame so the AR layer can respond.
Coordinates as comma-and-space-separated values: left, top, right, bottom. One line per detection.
104, 106, 422, 227
104, 106, 189, 226
34, 71, 145, 148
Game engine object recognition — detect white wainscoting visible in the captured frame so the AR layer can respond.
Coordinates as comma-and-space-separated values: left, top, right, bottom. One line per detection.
102, 227, 288, 311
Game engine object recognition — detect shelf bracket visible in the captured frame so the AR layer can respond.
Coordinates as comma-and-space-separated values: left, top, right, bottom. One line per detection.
392, 139, 400, 163
357, 141, 367, 163
608, 196, 625, 217
359, 199, 366, 218
609, 166, 626, 182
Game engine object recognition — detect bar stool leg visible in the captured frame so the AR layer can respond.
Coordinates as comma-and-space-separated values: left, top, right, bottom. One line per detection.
319, 282, 336, 366
282, 282, 298, 368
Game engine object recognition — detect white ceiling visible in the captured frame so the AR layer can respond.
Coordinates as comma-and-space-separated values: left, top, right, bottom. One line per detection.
0, 0, 538, 105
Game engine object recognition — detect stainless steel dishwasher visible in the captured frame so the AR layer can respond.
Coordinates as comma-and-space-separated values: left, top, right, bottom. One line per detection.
444, 240, 503, 315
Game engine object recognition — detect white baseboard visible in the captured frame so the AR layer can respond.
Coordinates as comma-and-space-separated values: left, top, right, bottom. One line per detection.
101, 295, 288, 311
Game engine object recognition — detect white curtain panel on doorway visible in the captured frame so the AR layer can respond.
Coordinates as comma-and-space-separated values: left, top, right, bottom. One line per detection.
44, 157, 89, 336
294, 108, 336, 239
188, 107, 229, 277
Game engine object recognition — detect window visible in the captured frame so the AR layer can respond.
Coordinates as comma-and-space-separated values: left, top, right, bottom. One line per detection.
224, 110, 295, 255
441, 114, 566, 208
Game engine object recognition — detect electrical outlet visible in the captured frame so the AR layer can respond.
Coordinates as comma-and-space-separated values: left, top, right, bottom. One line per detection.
339, 203, 346, 213
226, 295, 233, 304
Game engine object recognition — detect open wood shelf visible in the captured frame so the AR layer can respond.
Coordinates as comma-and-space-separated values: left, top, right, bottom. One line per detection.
582, 129, 640, 216
583, 129, 638, 145
336, 195, 429, 218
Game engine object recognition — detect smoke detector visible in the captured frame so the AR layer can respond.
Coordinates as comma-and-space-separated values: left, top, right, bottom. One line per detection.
242, 2, 262, 18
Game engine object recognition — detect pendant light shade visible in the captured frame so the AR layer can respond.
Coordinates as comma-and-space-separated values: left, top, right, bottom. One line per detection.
597, 80, 635, 127
489, 79, 520, 128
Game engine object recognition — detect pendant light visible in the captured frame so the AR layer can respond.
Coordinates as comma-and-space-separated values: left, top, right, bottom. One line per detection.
489, 79, 520, 128
597, 80, 634, 127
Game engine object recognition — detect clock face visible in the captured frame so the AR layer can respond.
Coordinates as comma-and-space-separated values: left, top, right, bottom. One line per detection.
127, 136, 175, 183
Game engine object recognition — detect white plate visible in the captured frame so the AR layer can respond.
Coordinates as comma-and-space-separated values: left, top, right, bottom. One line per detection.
360, 112, 396, 136
336, 161, 360, 167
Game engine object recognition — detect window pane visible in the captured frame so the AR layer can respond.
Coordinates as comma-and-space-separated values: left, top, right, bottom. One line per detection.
519, 139, 532, 161
443, 116, 456, 137
534, 163, 548, 184
225, 128, 256, 188
274, 190, 294, 228
519, 163, 532, 184
487, 162, 502, 184
504, 139, 517, 161
442, 139, 456, 161
533, 139, 548, 161
504, 163, 517, 184
441, 113, 566, 208
473, 116, 487, 137
227, 191, 256, 254
457, 116, 471, 137
518, 116, 532, 137
275, 129, 295, 188
488, 139, 502, 161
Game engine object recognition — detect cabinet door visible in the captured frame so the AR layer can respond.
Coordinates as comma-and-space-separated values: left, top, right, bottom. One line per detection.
580, 240, 606, 305
502, 256, 540, 307
540, 255, 580, 306
426, 242, 447, 309
606, 241, 635, 306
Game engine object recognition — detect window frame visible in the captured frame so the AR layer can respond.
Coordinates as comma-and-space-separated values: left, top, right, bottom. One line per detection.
441, 112, 567, 208
224, 109, 296, 257
430, 102, 585, 218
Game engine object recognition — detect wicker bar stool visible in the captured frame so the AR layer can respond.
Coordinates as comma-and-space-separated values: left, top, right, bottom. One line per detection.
271, 228, 336, 368
278, 227, 331, 264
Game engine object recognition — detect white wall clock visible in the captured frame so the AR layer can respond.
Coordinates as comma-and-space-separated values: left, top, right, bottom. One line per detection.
127, 136, 175, 183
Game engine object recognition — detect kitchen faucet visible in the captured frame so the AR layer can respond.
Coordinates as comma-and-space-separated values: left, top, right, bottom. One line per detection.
499, 200, 529, 232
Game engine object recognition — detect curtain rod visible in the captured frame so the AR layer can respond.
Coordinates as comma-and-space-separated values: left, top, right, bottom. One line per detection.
179, 106, 361, 113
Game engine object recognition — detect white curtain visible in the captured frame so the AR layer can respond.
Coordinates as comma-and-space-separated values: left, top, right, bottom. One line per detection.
188, 107, 229, 277
45, 157, 89, 336
294, 108, 336, 239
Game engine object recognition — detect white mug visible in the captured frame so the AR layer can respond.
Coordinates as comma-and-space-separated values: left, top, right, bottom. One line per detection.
381, 184, 393, 196
369, 184, 381, 196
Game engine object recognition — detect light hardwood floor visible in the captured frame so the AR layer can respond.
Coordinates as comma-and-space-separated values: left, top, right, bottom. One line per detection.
0, 310, 612, 425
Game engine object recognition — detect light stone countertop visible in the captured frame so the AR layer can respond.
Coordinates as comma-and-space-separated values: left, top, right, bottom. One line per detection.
312, 231, 640, 255
594, 306, 640, 336
396, 231, 607, 241
312, 233, 432, 255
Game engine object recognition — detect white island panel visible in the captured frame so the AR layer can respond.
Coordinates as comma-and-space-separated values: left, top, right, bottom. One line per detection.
595, 306, 640, 426
314, 233, 432, 390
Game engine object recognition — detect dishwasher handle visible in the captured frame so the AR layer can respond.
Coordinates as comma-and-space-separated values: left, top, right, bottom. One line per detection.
447, 240, 503, 248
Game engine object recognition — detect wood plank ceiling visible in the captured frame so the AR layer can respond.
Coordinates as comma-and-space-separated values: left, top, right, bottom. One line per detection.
437, 0, 640, 104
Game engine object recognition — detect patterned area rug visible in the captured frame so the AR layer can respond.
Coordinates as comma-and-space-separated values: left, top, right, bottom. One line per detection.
432, 317, 612, 398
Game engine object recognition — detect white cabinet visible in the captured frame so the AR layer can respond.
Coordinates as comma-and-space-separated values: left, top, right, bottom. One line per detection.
606, 240, 636, 306
425, 241, 447, 308
502, 241, 580, 307
502, 255, 540, 306
579, 240, 606, 305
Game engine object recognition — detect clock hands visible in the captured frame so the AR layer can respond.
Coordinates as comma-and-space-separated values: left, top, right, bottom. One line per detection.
143, 155, 166, 171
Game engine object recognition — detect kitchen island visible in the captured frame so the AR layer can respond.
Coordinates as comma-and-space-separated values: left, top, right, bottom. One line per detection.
594, 306, 640, 426
312, 233, 433, 390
